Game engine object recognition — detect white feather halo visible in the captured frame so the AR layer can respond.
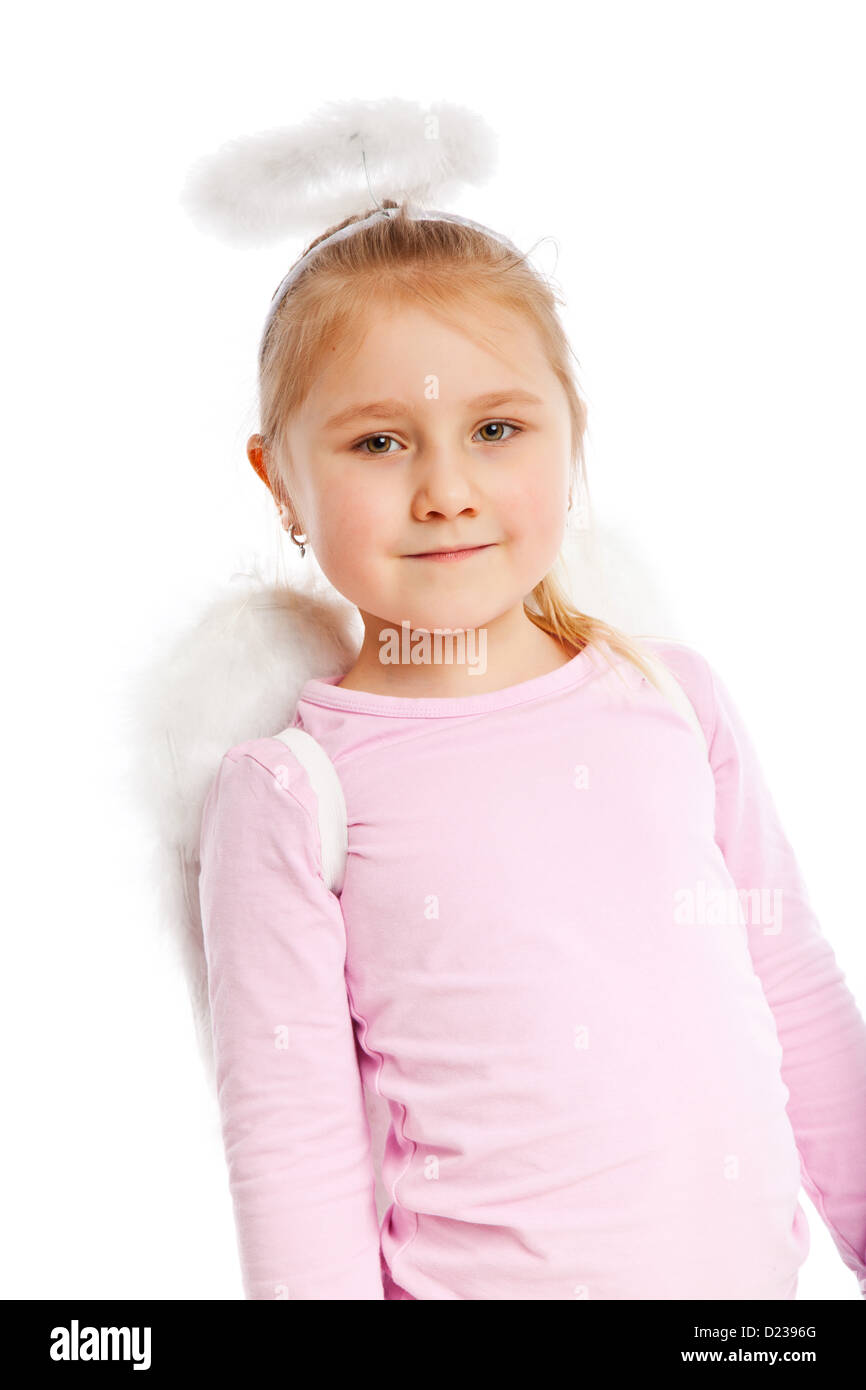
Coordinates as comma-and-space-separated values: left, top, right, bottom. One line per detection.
179, 97, 500, 248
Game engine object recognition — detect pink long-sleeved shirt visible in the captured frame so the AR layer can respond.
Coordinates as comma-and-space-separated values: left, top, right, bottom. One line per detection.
198, 636, 866, 1300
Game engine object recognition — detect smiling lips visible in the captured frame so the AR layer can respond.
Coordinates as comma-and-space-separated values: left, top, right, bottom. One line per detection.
406, 543, 496, 562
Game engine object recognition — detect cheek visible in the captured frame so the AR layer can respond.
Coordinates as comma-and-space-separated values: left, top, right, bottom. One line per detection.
312, 476, 389, 571
499, 477, 566, 543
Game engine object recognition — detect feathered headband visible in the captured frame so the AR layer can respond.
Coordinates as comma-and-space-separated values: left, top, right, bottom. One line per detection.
178, 97, 522, 356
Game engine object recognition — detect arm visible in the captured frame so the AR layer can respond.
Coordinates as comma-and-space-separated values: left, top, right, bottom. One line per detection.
701, 655, 866, 1295
198, 743, 384, 1300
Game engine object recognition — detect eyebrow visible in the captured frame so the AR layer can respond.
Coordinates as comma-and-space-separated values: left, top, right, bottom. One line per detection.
322, 388, 545, 433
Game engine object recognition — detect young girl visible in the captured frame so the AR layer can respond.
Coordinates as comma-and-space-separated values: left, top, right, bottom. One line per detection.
197, 200, 866, 1301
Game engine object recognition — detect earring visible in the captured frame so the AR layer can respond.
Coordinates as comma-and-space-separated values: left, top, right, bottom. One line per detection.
278, 503, 308, 557
289, 523, 308, 558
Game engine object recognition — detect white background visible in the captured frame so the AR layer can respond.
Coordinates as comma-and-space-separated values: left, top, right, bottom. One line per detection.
3, 0, 864, 1299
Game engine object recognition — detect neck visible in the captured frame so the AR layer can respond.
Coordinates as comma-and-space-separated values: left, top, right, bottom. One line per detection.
336, 604, 576, 698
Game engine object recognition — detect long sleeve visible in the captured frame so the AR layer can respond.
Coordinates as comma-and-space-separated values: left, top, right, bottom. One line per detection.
198, 743, 384, 1300
701, 656, 866, 1295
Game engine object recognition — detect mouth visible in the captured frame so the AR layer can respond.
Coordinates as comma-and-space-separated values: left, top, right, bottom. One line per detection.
404, 543, 496, 561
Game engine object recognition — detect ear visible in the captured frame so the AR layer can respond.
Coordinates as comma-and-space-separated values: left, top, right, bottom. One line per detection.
246, 434, 273, 493
247, 433, 300, 527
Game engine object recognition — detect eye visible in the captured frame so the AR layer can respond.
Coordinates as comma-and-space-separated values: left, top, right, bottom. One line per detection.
474, 420, 521, 444
350, 421, 522, 455
351, 433, 401, 455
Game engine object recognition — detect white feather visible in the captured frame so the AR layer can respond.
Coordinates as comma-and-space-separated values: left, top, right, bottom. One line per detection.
179, 97, 499, 248
123, 566, 362, 1082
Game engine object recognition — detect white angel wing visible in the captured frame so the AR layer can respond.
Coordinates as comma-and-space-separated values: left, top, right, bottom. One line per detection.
123, 570, 361, 1073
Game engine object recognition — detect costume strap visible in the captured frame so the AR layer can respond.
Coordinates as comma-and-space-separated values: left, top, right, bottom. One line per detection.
273, 726, 349, 896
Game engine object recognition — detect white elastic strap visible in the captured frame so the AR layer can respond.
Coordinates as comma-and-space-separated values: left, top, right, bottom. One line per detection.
273, 726, 349, 896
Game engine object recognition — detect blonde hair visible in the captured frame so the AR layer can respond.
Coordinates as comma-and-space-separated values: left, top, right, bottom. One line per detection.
256, 198, 664, 690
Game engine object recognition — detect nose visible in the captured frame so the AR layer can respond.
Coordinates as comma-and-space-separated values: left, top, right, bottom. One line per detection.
410, 453, 480, 522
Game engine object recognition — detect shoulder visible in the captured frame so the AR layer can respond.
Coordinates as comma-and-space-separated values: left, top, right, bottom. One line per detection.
633, 636, 720, 746
206, 734, 320, 827
199, 735, 334, 890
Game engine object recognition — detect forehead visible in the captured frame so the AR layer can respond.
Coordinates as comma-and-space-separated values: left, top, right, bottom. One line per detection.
352, 294, 536, 352
304, 297, 549, 414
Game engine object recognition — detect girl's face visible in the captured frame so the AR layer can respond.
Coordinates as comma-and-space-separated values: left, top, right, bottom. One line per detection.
280, 300, 573, 636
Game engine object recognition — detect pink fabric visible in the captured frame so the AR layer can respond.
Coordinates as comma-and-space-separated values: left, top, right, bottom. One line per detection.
198, 637, 866, 1299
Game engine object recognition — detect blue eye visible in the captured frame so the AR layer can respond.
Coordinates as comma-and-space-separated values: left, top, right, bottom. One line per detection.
351, 421, 522, 454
